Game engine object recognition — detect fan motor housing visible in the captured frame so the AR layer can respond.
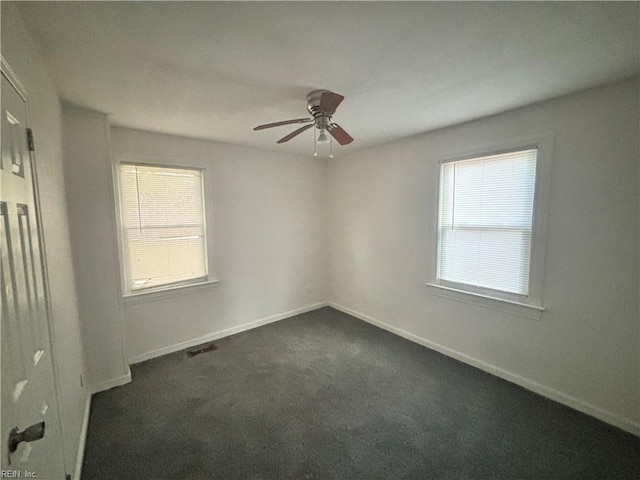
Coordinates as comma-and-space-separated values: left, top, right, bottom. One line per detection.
306, 89, 332, 129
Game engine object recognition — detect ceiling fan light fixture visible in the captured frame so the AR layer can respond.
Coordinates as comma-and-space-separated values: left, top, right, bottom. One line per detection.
253, 89, 353, 156
317, 129, 330, 144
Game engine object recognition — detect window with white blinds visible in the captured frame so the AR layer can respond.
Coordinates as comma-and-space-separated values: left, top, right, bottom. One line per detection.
119, 163, 208, 292
437, 148, 537, 297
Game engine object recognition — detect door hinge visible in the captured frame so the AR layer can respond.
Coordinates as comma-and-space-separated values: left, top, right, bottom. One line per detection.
26, 128, 35, 152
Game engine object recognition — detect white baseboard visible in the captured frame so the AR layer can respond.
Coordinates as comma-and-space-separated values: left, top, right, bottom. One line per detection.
73, 393, 92, 480
328, 302, 640, 437
90, 366, 132, 394
128, 302, 328, 365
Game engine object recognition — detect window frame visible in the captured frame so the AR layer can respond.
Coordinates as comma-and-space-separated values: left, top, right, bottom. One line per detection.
426, 134, 553, 318
113, 155, 218, 299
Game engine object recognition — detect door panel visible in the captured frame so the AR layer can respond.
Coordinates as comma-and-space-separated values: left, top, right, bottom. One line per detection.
1, 69, 67, 478
17, 203, 45, 357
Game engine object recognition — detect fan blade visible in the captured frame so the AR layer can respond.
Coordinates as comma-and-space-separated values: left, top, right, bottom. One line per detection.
253, 118, 313, 131
327, 123, 353, 145
319, 91, 344, 114
277, 123, 314, 143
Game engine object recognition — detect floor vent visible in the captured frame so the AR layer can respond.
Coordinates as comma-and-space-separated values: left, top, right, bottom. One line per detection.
186, 342, 218, 357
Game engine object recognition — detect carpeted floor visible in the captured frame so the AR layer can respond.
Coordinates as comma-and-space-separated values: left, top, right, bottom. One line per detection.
82, 307, 639, 479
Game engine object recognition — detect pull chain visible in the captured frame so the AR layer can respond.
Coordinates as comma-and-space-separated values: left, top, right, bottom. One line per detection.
313, 127, 318, 157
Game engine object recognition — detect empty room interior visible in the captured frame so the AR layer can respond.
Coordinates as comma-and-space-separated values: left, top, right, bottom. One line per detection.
1, 1, 639, 479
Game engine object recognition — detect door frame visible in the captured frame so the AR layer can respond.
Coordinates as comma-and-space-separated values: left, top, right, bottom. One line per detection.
1, 54, 70, 477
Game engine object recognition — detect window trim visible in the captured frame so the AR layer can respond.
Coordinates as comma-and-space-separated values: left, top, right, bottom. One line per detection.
113, 154, 217, 298
426, 133, 553, 317
122, 279, 220, 305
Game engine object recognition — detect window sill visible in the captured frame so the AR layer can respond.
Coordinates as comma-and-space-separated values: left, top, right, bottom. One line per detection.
123, 279, 221, 305
425, 283, 545, 320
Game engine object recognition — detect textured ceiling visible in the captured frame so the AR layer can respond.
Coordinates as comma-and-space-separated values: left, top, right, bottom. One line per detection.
16, 1, 640, 158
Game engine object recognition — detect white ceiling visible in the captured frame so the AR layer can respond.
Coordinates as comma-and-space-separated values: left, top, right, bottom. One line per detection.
17, 1, 640, 158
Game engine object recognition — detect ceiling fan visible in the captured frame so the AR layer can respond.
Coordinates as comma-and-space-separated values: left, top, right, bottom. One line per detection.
253, 90, 353, 156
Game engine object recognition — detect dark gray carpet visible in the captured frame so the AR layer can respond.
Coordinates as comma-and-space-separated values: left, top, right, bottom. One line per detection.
82, 307, 639, 479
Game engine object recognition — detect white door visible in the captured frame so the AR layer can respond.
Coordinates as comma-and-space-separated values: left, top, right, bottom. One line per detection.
1, 67, 68, 478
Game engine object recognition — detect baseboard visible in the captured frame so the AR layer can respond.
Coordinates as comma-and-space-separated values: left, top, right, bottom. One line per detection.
129, 302, 328, 365
73, 393, 92, 480
90, 366, 132, 394
328, 302, 640, 437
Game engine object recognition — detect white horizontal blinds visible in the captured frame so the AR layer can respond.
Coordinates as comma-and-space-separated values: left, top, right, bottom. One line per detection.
119, 164, 207, 291
438, 149, 537, 295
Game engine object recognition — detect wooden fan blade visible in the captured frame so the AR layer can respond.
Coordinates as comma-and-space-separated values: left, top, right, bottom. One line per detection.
327, 123, 353, 145
254, 118, 313, 131
319, 92, 344, 114
277, 123, 314, 143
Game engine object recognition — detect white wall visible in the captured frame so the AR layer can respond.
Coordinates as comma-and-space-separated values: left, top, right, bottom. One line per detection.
328, 78, 639, 434
105, 127, 328, 363
1, 3, 89, 476
62, 106, 130, 392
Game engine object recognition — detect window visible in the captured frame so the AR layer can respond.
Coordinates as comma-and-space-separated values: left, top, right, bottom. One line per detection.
436, 148, 538, 300
118, 163, 208, 294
